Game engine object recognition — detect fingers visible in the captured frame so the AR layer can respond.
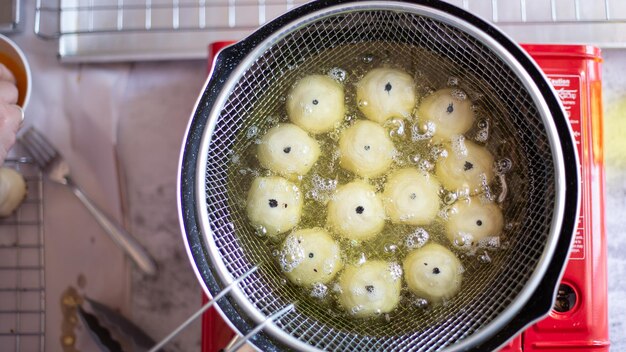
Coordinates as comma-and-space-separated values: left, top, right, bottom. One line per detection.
0, 103, 22, 131
0, 80, 18, 104
0, 104, 22, 162
0, 63, 17, 84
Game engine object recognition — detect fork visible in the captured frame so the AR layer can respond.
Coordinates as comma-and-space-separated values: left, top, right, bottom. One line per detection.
19, 127, 158, 276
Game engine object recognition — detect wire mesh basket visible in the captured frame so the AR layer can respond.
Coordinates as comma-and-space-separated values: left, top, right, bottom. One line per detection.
0, 158, 46, 352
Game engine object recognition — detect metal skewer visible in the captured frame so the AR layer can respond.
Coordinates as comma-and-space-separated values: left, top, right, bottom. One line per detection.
225, 304, 296, 352
148, 266, 259, 352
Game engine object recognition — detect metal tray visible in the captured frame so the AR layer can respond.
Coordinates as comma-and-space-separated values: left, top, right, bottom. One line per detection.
33, 0, 626, 62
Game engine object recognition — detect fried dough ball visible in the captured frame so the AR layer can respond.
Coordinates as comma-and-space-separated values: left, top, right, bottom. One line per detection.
435, 139, 495, 194
383, 168, 441, 225
0, 167, 27, 217
286, 74, 345, 134
446, 197, 504, 249
338, 120, 395, 178
246, 176, 303, 237
280, 228, 343, 286
356, 68, 416, 124
337, 261, 402, 317
404, 243, 463, 302
418, 88, 475, 142
257, 123, 321, 178
327, 181, 385, 241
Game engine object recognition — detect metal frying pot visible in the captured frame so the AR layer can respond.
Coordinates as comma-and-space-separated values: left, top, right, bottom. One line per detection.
178, 1, 579, 351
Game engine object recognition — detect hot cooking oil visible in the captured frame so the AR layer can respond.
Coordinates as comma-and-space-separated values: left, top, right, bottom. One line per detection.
225, 44, 511, 326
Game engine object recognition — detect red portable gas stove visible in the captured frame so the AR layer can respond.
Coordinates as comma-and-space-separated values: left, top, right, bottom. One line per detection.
200, 42, 609, 352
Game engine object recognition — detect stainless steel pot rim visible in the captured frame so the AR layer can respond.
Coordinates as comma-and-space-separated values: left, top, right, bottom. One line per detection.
180, 1, 580, 351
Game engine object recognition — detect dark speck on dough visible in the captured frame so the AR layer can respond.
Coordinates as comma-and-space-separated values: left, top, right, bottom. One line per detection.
447, 103, 454, 114
356, 206, 365, 214
384, 82, 392, 93
464, 161, 474, 171
433, 267, 441, 274
269, 199, 278, 208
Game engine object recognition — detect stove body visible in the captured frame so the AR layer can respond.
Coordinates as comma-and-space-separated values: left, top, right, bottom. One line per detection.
499, 44, 609, 352
200, 43, 609, 352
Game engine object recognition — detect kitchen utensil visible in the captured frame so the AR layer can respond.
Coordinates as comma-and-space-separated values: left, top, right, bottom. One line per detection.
33, 0, 626, 62
19, 127, 158, 276
77, 297, 159, 352
148, 266, 260, 352
179, 1, 579, 351
0, 0, 22, 33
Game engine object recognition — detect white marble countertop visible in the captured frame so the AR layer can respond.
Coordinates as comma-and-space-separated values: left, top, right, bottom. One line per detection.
3, 1, 626, 351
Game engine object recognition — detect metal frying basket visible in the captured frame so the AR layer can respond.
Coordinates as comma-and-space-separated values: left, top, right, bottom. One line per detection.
178, 1, 579, 351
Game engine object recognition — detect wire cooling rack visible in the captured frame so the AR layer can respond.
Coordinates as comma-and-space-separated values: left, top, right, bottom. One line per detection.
33, 0, 626, 62
0, 158, 46, 352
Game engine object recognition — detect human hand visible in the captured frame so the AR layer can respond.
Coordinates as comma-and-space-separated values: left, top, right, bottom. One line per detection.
0, 63, 22, 164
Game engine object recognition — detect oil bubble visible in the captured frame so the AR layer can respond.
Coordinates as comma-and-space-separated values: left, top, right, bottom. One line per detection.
410, 154, 421, 164
477, 118, 489, 129
453, 232, 473, 250
386, 118, 406, 138
389, 262, 403, 281
477, 251, 491, 264
475, 129, 489, 142
279, 235, 304, 272
443, 192, 458, 205
411, 121, 435, 141
447, 76, 459, 86
362, 54, 374, 64
384, 243, 398, 253
479, 173, 494, 201
329, 67, 347, 82
418, 159, 434, 172
477, 236, 500, 249
451, 89, 467, 101
351, 305, 364, 315
405, 228, 429, 249
429, 145, 448, 161
256, 226, 268, 237
311, 282, 329, 299
495, 158, 512, 175
497, 174, 508, 204
451, 135, 468, 157
413, 298, 429, 308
